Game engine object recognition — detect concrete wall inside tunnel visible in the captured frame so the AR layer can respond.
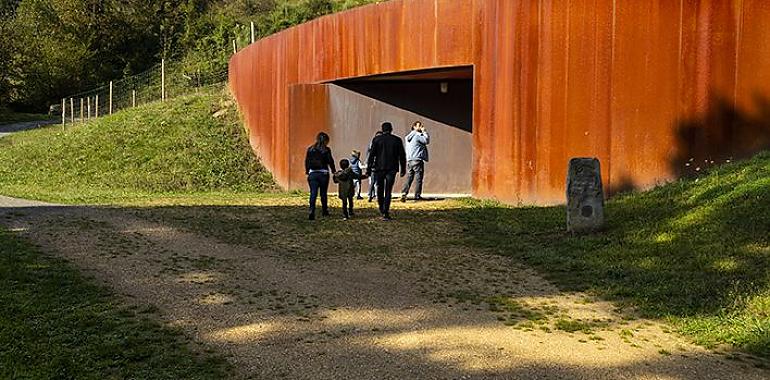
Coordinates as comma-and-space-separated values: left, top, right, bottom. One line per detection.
287, 84, 473, 194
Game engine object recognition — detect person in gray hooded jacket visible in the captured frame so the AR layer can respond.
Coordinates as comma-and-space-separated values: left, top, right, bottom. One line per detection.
400, 121, 430, 201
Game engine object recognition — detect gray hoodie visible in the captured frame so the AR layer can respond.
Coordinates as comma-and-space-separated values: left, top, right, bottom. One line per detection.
405, 130, 430, 162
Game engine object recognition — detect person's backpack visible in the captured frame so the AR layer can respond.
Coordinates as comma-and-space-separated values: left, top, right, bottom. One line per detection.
307, 146, 326, 170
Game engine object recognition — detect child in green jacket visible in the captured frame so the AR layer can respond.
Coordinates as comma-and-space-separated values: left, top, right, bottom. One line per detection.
333, 159, 368, 220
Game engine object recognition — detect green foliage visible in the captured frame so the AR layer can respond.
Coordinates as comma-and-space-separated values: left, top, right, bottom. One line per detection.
0, 228, 232, 378
0, 92, 276, 203
1, 0, 377, 111
457, 151, 770, 357
176, 0, 377, 83
0, 9, 17, 104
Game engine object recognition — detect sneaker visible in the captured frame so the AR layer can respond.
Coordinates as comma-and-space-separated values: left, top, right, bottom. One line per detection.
343, 216, 349, 221
414, 196, 424, 201
308, 213, 315, 221
400, 195, 407, 203
382, 214, 392, 221
368, 196, 374, 202
356, 196, 364, 200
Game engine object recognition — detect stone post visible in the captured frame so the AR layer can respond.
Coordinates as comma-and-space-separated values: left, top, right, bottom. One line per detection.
566, 158, 605, 232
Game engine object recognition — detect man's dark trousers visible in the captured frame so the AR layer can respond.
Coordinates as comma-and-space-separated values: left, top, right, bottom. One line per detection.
401, 160, 424, 199
375, 171, 397, 216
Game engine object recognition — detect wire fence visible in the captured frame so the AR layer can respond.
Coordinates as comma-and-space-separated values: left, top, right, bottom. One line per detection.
59, 59, 229, 125
58, 27, 256, 126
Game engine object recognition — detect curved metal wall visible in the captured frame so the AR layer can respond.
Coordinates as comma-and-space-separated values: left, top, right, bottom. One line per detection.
229, 0, 770, 204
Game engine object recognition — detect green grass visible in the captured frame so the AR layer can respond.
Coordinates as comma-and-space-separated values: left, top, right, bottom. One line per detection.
0, 228, 231, 379
456, 151, 770, 357
0, 108, 53, 125
0, 92, 275, 204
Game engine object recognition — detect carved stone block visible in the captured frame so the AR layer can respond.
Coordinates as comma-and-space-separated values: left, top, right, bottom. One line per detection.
567, 158, 604, 232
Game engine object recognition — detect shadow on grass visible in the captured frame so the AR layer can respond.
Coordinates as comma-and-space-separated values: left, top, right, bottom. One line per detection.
455, 152, 770, 357
0, 228, 231, 379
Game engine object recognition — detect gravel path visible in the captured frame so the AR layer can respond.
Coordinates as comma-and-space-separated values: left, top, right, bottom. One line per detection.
0, 120, 57, 138
1, 195, 767, 379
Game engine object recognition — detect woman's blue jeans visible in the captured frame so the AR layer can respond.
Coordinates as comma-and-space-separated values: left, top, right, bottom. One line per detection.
308, 172, 330, 216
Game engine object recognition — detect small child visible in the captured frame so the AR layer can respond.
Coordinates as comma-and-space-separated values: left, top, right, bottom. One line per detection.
350, 150, 364, 200
333, 158, 368, 220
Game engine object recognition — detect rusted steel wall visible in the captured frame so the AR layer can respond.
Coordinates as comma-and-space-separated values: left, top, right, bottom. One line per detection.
287, 84, 329, 190
229, 0, 476, 189
229, 0, 770, 204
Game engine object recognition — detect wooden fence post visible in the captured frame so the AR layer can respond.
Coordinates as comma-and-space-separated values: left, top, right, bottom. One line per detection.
61, 98, 65, 126
95, 95, 99, 118
132, 90, 136, 108
251, 21, 255, 44
87, 97, 91, 120
109, 81, 113, 115
80, 98, 84, 122
232, 39, 237, 55
70, 98, 74, 124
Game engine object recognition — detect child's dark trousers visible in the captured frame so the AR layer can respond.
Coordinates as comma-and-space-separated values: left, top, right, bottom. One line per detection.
341, 195, 354, 218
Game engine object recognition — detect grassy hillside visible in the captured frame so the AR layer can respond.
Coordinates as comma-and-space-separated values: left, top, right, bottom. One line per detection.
0, 91, 275, 203
458, 151, 770, 357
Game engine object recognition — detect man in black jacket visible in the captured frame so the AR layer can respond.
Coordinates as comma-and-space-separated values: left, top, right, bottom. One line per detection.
366, 122, 407, 220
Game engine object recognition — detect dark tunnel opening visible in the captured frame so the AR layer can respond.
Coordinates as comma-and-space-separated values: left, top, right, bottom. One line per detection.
334, 66, 474, 132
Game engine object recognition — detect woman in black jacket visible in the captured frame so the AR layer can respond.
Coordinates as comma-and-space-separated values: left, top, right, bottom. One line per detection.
305, 132, 336, 220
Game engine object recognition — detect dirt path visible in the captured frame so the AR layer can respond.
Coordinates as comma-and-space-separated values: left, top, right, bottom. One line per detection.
1, 195, 767, 379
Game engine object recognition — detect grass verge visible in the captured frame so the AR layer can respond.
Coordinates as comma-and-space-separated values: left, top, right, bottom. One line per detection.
0, 228, 231, 379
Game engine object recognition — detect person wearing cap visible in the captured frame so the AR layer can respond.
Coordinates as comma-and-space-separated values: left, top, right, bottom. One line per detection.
366, 130, 383, 202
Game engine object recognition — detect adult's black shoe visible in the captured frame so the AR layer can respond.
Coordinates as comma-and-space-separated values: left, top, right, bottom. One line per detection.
308, 213, 315, 221
382, 214, 392, 221
322, 210, 330, 217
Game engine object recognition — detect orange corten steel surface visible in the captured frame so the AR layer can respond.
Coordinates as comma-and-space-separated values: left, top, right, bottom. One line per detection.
229, 0, 770, 204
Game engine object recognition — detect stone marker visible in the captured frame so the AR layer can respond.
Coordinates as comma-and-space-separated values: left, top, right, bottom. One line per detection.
566, 158, 604, 232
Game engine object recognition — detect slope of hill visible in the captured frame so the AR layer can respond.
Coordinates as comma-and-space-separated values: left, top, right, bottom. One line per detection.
0, 91, 275, 203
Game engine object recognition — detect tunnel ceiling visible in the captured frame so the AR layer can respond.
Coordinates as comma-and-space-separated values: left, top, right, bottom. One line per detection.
333, 65, 473, 83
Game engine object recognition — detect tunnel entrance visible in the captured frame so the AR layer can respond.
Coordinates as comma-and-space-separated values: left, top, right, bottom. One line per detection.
335, 66, 473, 133
328, 66, 474, 195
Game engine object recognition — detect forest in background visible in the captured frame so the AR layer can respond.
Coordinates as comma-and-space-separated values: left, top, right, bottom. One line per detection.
0, 0, 376, 112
